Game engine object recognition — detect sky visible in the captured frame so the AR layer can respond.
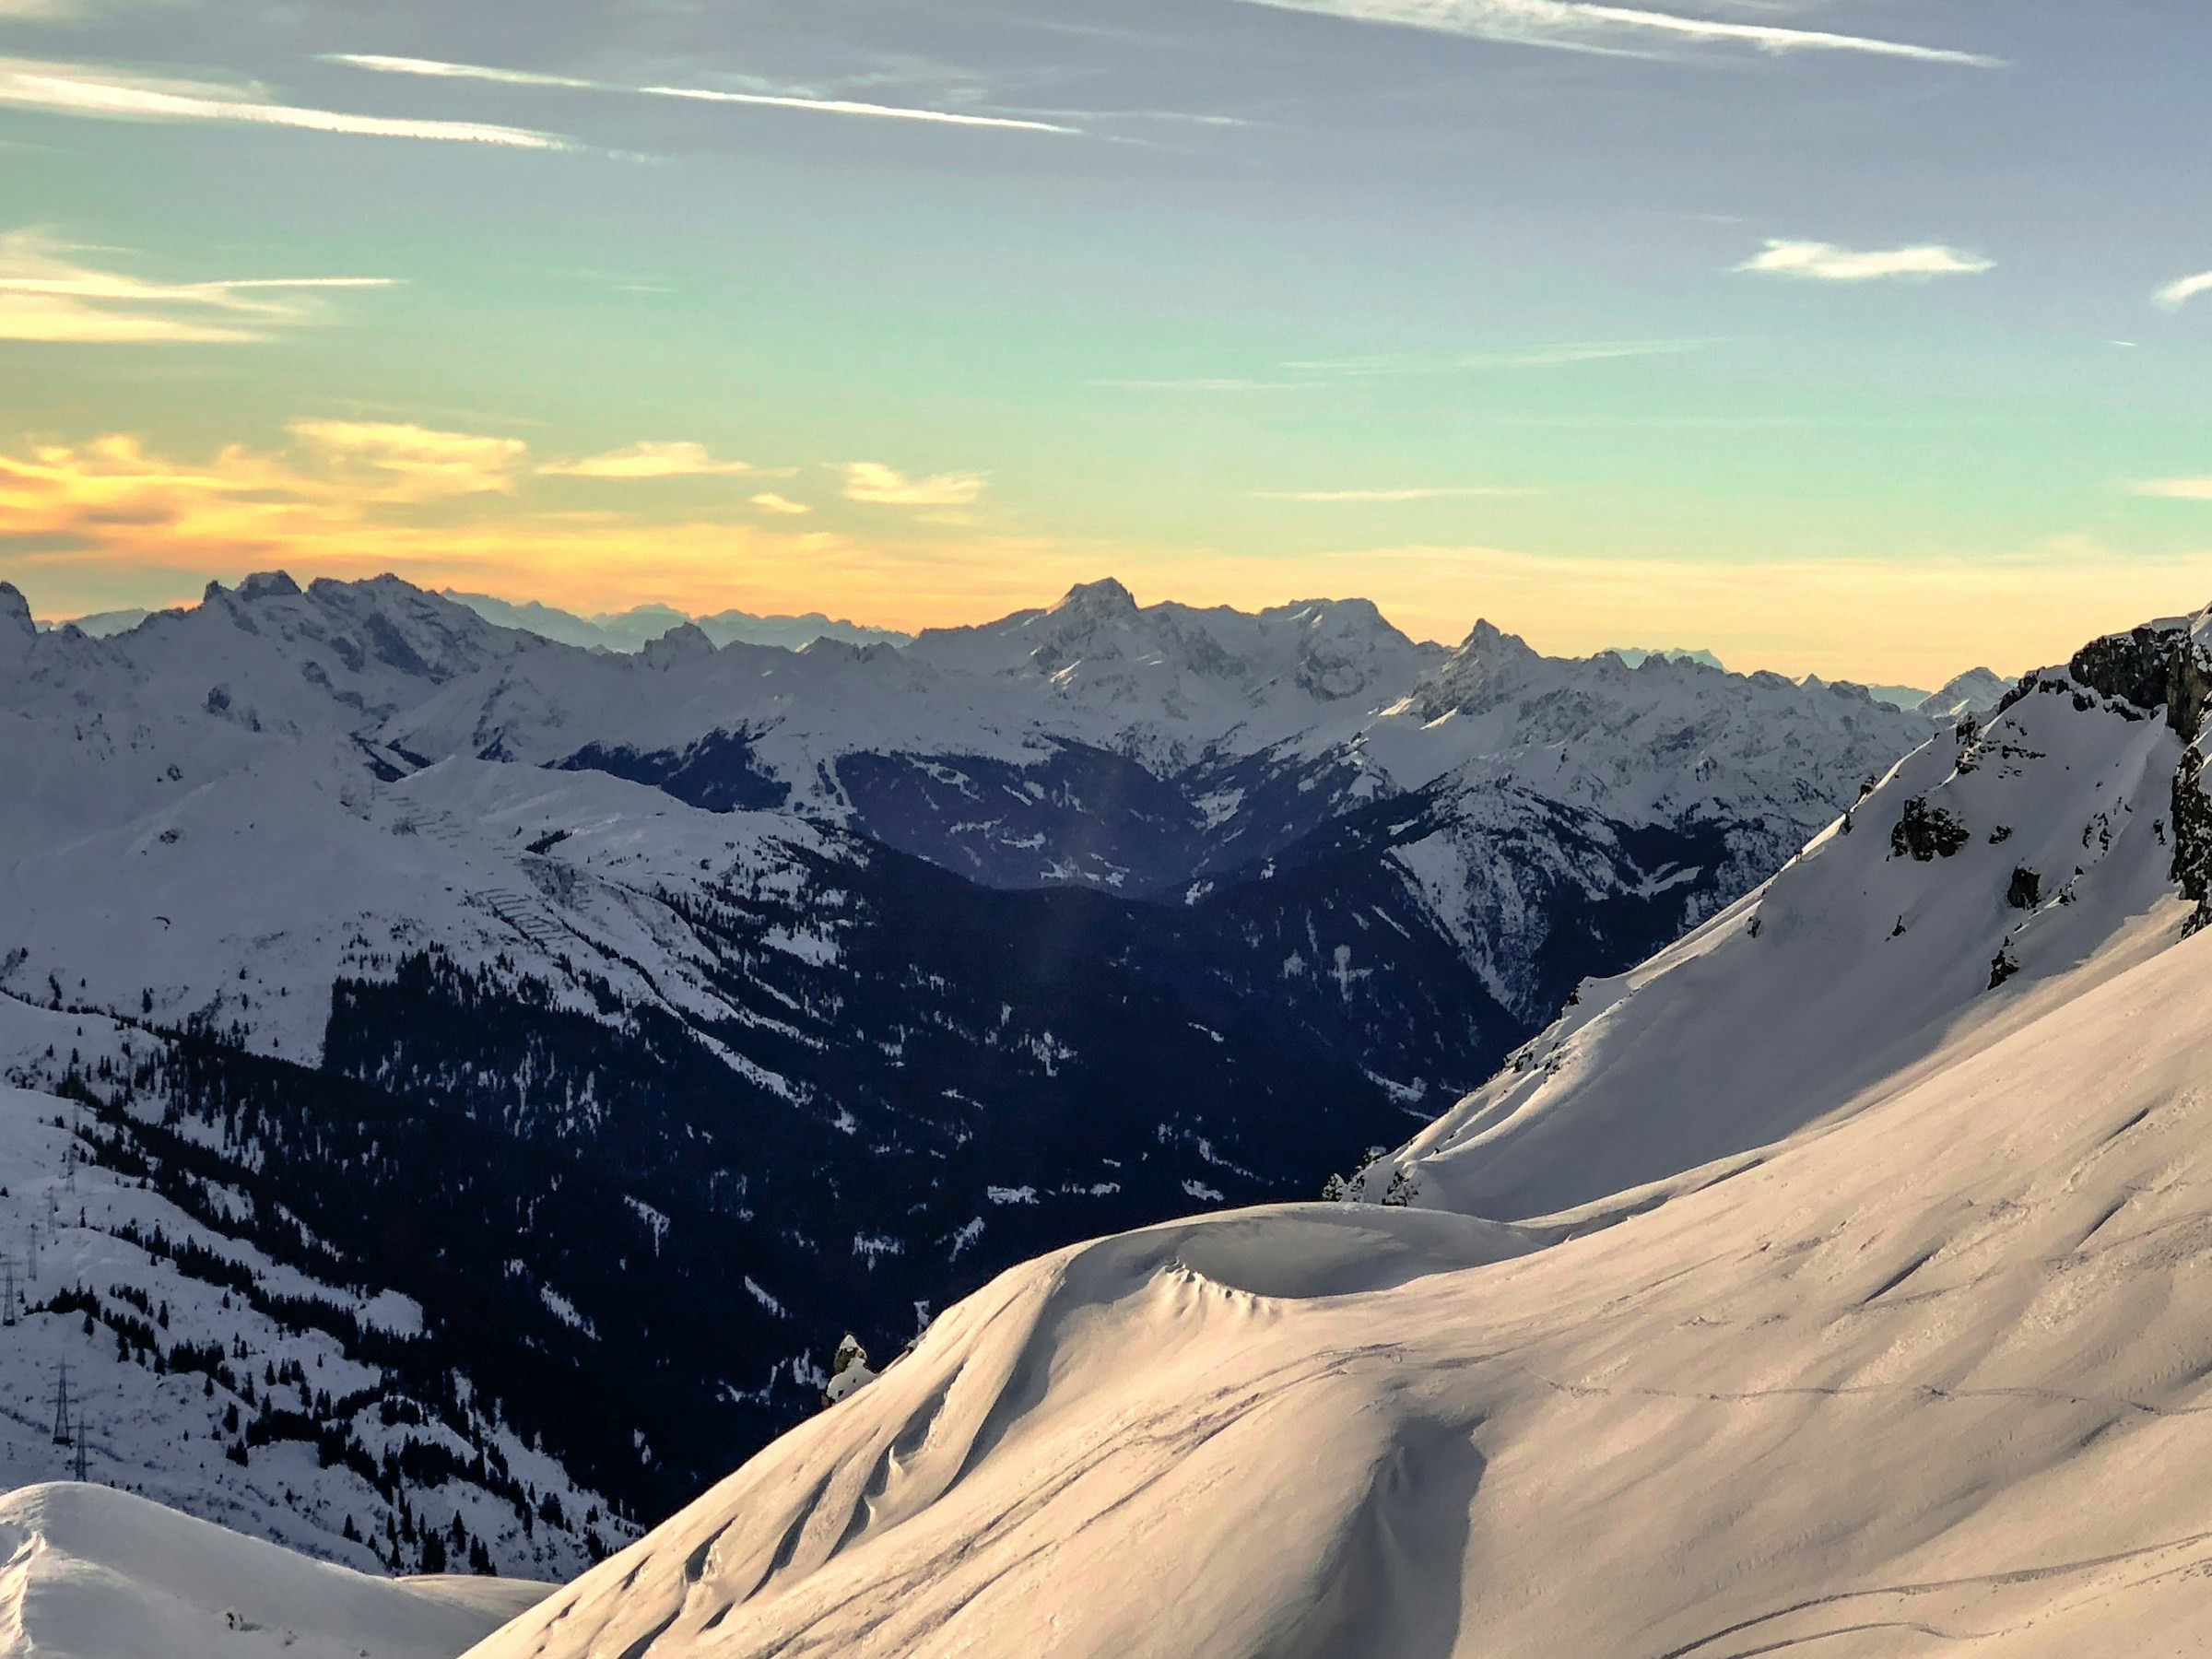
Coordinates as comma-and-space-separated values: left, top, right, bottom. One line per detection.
0, 0, 2206, 685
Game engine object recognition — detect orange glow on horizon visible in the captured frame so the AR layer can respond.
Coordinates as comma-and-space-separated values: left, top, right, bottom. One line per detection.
5, 429, 2208, 687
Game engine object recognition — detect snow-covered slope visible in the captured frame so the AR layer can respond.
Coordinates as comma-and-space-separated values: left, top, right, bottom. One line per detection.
0, 1482, 547, 1659
1347, 647, 2180, 1217
0, 1076, 624, 1580
464, 605, 2212, 1659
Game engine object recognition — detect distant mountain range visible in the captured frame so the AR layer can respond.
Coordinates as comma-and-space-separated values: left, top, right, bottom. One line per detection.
465, 601, 2212, 1659
0, 568, 1951, 1565
435, 592, 912, 653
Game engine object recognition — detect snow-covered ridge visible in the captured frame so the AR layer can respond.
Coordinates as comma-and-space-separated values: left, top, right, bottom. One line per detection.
438, 592, 909, 654
1345, 604, 2212, 1218
460, 601, 2212, 1659
0, 1481, 547, 1659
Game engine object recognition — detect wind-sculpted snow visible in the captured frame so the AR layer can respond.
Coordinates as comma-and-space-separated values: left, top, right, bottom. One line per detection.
465, 903, 2212, 1654
465, 1206, 1542, 1659
0, 1482, 548, 1659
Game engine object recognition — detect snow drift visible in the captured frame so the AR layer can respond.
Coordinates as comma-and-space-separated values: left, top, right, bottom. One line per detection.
0, 1482, 547, 1659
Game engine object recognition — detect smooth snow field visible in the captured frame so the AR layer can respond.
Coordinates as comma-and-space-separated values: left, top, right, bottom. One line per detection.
469, 900, 2212, 1657
0, 1482, 548, 1658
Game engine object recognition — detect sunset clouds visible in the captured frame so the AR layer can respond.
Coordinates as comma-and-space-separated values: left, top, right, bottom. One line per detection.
841, 464, 986, 509
0, 428, 1006, 622
538, 442, 762, 481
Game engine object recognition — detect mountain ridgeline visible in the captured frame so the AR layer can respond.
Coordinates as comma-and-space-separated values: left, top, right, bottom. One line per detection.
465, 603, 2212, 1659
0, 571, 1943, 1541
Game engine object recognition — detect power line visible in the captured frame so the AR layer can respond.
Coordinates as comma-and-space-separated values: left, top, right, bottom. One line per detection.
50, 1359, 71, 1447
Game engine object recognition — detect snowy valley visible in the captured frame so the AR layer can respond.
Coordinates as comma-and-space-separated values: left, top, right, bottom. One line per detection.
449, 606, 2212, 1656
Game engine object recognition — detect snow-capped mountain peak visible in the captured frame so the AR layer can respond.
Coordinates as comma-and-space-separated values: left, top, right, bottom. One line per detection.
0, 580, 33, 661
1919, 664, 2013, 720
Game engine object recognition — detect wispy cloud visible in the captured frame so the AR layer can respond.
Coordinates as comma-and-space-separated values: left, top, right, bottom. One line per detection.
750, 492, 811, 516
329, 55, 600, 92
288, 419, 527, 499
2154, 271, 2212, 311
641, 84, 1076, 134
1230, 0, 1997, 65
331, 53, 1078, 135
1097, 339, 1707, 394
1736, 239, 1993, 281
2128, 477, 2212, 501
0, 229, 395, 343
1254, 486, 1533, 501
538, 441, 759, 480
1089, 376, 1324, 392
841, 462, 986, 507
1287, 339, 1711, 375
0, 56, 571, 147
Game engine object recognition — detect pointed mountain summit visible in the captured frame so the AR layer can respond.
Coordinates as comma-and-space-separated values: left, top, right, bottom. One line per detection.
1920, 664, 2012, 720
1045, 575, 1141, 622
0, 581, 33, 664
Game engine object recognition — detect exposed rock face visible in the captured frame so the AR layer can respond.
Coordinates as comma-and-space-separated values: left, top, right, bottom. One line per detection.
2070, 618, 2212, 737
238, 570, 304, 601
2063, 614, 2212, 932
2171, 745, 2212, 933
1890, 796, 1971, 861
0, 582, 33, 638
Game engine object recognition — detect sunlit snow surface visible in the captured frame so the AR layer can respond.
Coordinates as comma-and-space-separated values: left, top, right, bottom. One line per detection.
464, 635, 2212, 1657
1359, 663, 2186, 1218
472, 911, 2212, 1657
0, 1482, 547, 1659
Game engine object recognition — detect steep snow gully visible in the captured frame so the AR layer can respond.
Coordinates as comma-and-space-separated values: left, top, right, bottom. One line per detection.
466, 606, 2212, 1658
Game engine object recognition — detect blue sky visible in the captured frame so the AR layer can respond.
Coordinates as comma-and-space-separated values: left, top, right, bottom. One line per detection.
0, 0, 2206, 681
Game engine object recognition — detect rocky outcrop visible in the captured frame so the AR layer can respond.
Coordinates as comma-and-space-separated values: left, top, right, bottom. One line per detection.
2070, 619, 2212, 736
1890, 796, 1971, 861
2064, 615, 2212, 932
2171, 745, 2212, 934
